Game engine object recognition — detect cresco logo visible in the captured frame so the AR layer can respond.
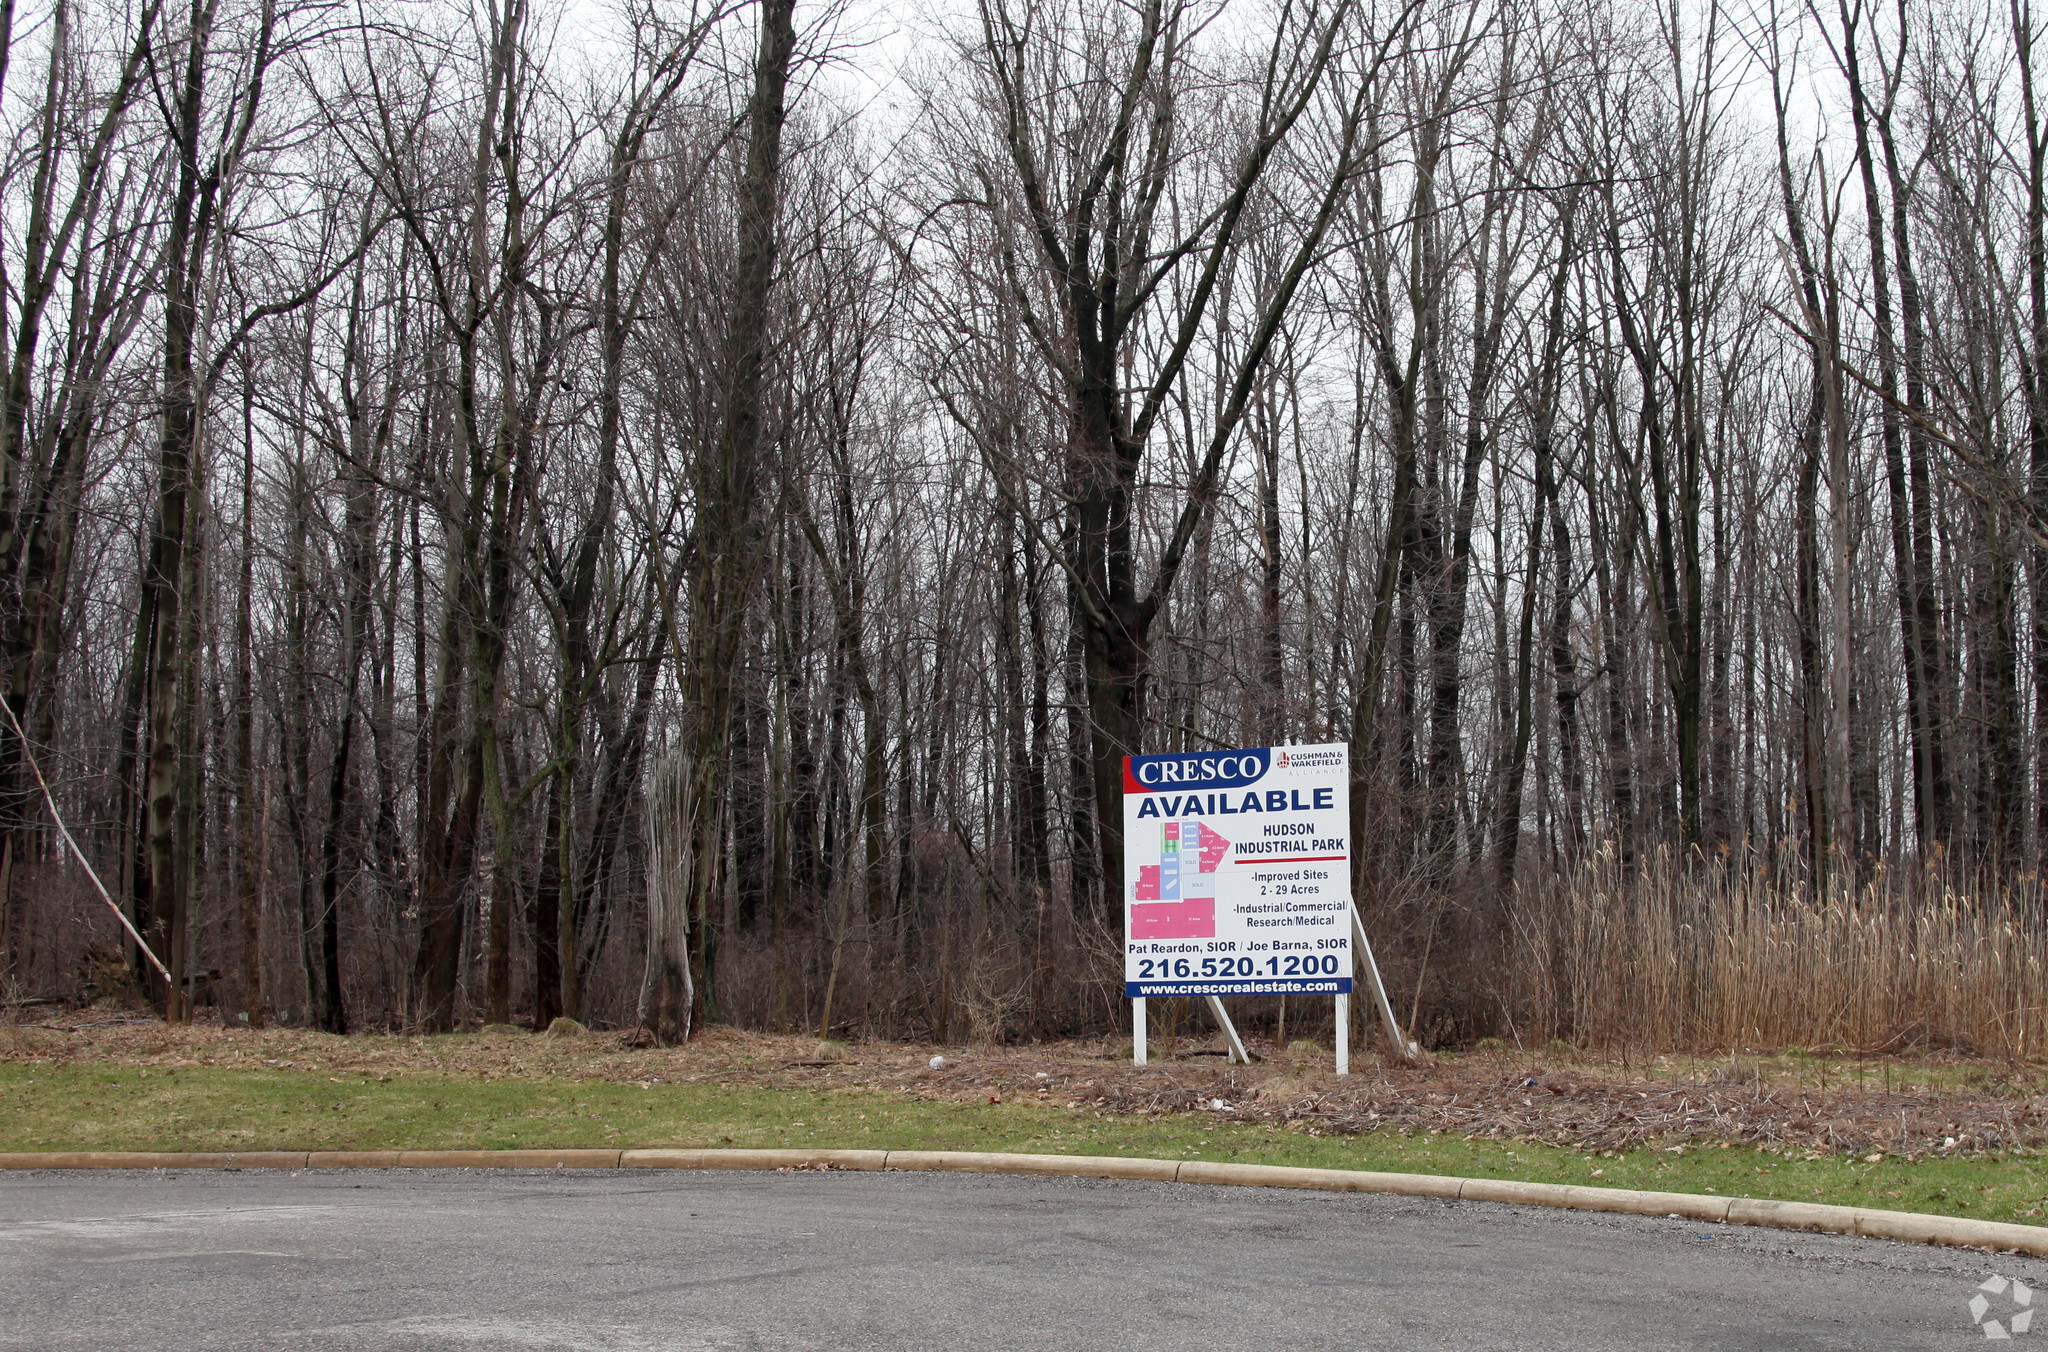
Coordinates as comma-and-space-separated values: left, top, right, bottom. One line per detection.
1123, 748, 1270, 794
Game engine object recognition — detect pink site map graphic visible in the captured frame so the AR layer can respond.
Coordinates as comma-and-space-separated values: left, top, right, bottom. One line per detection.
1131, 820, 1230, 939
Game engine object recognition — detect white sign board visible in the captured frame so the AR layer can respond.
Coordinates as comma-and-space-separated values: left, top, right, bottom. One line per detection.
1122, 743, 1352, 998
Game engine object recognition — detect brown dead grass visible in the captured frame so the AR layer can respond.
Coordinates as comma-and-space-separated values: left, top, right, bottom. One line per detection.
1505, 847, 2048, 1057
7, 1018, 2048, 1161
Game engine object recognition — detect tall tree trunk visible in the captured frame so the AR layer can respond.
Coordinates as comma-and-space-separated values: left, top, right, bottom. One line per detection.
2017, 0, 2048, 864
1839, 1, 1942, 858
1497, 201, 1576, 888
235, 365, 261, 1024
0, 0, 160, 965
648, 0, 798, 1045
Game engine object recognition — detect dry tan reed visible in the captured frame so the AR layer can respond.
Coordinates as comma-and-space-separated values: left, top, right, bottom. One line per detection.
1505, 845, 2048, 1057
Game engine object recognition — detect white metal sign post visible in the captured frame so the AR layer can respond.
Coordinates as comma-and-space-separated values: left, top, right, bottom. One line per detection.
1123, 743, 1355, 1072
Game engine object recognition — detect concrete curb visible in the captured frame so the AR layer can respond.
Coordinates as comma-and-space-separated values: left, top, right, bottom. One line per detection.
3, 1148, 2042, 1256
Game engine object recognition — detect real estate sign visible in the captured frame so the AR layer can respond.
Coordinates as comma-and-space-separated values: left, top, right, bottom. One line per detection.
1122, 743, 1352, 998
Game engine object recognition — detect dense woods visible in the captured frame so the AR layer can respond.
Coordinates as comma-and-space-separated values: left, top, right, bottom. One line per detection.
11, 0, 2048, 1052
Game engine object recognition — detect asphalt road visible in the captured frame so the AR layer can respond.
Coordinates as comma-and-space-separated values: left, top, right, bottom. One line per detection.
0, 1166, 2033, 1350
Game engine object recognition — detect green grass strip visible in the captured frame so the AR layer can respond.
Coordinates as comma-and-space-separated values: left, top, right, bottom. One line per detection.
4, 1062, 2046, 1224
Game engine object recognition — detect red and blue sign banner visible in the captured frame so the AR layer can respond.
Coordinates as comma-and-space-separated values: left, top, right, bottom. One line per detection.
1122, 742, 1352, 998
